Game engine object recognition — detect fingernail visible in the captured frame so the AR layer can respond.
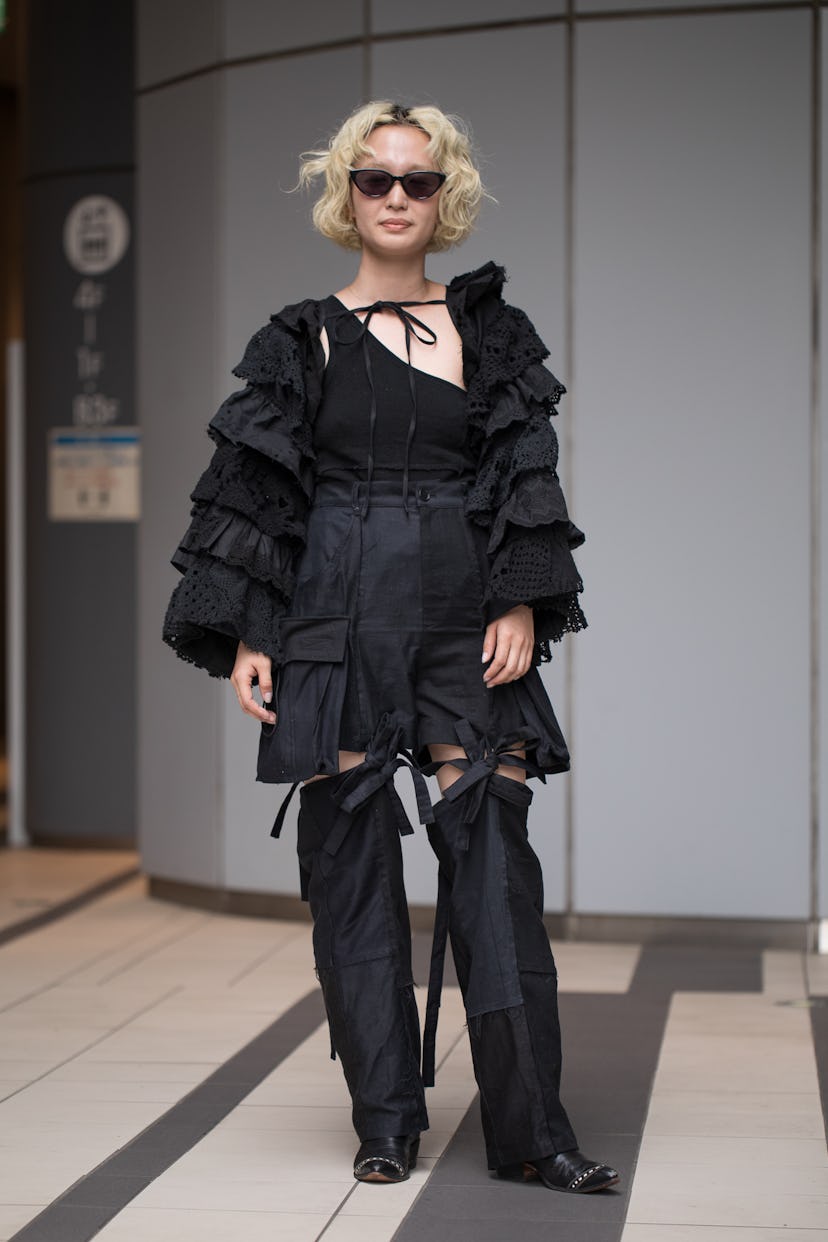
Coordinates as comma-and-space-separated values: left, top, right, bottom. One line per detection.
263, 691, 272, 703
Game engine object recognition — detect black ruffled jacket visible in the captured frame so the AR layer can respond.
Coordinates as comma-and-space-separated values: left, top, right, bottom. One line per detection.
163, 261, 586, 678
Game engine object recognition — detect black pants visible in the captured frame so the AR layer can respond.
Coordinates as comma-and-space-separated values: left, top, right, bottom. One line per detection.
297, 764, 577, 1168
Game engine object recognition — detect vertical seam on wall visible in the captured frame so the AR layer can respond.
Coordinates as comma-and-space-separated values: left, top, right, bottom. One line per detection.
564, 0, 576, 928
811, 0, 822, 939
363, 0, 373, 102
215, 0, 227, 885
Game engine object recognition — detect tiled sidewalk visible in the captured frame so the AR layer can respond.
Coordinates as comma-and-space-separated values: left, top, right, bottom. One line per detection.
0, 852, 826, 1241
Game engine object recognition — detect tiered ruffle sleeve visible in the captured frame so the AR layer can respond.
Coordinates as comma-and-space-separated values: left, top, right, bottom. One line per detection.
162, 314, 318, 678
453, 264, 587, 660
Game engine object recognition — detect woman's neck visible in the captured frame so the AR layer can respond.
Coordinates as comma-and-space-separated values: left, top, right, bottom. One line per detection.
343, 252, 434, 305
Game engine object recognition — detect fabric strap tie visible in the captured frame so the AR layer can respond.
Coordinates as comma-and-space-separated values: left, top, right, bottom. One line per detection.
326, 713, 434, 855
421, 717, 544, 847
328, 299, 447, 515
420, 719, 539, 1082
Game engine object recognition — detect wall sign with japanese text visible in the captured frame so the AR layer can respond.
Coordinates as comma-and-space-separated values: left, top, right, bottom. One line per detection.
48, 427, 140, 521
48, 193, 139, 520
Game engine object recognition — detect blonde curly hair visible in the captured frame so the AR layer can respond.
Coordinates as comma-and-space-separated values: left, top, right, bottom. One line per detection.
299, 101, 485, 254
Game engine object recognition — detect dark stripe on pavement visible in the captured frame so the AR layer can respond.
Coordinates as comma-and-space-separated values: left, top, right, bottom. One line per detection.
390, 945, 762, 1242
8, 988, 326, 1242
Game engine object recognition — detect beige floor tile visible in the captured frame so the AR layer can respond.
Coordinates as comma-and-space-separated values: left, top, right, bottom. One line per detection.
0, 1076, 203, 1104
0, 890, 205, 1007
0, 1203, 46, 1238
0, 1122, 154, 1154
630, 979, 828, 1234
0, 848, 140, 933
320, 1215, 404, 1241
665, 990, 810, 1024
132, 1175, 353, 1213
656, 1041, 817, 1072
221, 1104, 359, 1132
626, 1182, 828, 1229
3, 983, 175, 1019
763, 950, 808, 1001
638, 1135, 828, 1168
67, 918, 213, 988
418, 1130, 459, 1159
630, 1159, 828, 1201
0, 1097, 166, 1137
242, 1079, 353, 1107
0, 1081, 31, 1101
0, 1161, 114, 1205
338, 1165, 430, 1216
0, 1021, 121, 1061
805, 952, 828, 996
654, 1067, 819, 1093
0, 1060, 59, 1079
644, 1090, 825, 1139
163, 1128, 355, 1180
622, 1226, 828, 1241
78, 1021, 277, 1064
93, 1206, 332, 1242
551, 941, 641, 993
48, 1058, 221, 1083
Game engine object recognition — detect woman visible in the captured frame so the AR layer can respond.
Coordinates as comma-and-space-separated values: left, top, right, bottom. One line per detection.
163, 101, 618, 1195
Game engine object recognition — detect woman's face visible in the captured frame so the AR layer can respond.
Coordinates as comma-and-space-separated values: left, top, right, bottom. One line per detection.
350, 125, 442, 258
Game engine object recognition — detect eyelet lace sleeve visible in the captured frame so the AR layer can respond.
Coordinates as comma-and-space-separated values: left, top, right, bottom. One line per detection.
463, 300, 586, 659
162, 317, 317, 678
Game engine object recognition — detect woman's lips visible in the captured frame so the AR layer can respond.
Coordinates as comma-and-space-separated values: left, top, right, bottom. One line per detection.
380, 220, 411, 231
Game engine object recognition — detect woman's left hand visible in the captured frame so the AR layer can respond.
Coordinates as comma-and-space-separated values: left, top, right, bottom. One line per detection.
482, 605, 534, 687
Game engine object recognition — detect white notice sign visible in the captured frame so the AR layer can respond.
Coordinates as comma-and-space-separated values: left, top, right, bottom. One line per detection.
48, 427, 140, 521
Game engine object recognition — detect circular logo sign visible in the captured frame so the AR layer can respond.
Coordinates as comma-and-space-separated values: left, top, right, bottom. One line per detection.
63, 196, 130, 275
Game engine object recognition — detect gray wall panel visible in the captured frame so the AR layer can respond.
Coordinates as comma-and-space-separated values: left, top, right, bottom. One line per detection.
138, 76, 226, 884
373, 26, 571, 908
221, 48, 362, 375
372, 0, 564, 32
577, 0, 800, 9
224, 0, 364, 58
573, 13, 811, 917
820, 20, 828, 921
137, 0, 222, 89
219, 48, 363, 895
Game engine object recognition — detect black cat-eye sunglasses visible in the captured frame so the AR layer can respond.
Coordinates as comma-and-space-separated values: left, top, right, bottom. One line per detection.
348, 169, 447, 200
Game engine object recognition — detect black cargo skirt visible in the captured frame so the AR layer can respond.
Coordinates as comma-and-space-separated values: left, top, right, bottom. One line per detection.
257, 476, 570, 785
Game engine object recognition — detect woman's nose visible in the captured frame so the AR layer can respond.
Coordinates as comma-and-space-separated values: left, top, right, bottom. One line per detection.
386, 181, 408, 208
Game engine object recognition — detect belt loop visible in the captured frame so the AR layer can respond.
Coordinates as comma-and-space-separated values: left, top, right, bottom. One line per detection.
350, 480, 365, 517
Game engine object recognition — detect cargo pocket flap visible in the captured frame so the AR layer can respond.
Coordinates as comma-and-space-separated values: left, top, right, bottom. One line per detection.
280, 616, 349, 663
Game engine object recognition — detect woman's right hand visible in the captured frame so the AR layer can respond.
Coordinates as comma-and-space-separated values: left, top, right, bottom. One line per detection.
231, 640, 277, 725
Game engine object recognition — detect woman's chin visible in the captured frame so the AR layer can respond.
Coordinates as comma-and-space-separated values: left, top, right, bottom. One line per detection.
360, 228, 433, 258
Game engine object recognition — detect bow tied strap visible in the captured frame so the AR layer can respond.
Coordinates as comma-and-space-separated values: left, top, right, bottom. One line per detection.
421, 718, 545, 846
327, 299, 447, 515
320, 714, 434, 856
330, 300, 441, 351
